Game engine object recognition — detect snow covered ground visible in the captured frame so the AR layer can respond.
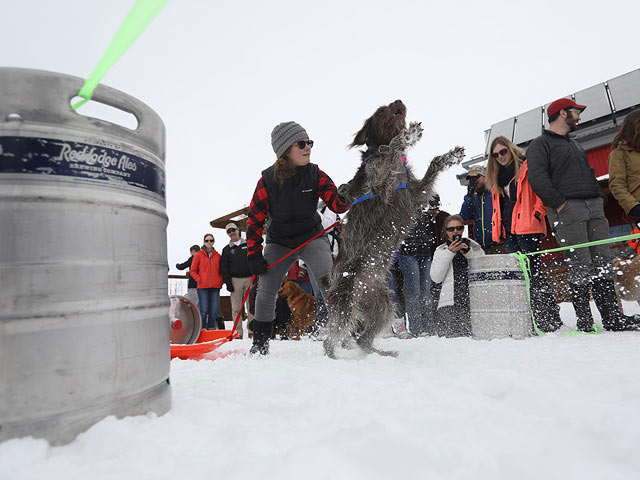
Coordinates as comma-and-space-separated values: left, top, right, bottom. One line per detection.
2, 302, 640, 480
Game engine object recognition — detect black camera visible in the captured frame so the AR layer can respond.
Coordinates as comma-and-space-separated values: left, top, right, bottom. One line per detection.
453, 234, 462, 241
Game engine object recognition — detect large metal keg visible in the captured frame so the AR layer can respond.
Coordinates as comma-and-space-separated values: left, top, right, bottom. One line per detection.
0, 68, 171, 444
468, 254, 533, 339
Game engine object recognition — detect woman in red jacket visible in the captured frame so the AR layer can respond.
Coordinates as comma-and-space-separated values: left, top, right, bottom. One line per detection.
190, 233, 224, 330
487, 136, 563, 332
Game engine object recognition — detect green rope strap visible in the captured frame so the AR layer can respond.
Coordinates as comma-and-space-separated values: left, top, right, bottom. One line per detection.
511, 232, 640, 336
72, 0, 169, 110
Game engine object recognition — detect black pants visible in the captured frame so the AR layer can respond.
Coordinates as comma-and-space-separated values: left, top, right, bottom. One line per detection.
507, 233, 562, 331
435, 304, 471, 337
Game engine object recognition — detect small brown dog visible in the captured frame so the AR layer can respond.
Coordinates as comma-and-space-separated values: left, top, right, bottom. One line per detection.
278, 281, 317, 340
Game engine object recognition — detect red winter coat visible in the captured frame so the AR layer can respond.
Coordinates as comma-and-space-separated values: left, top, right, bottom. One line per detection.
190, 248, 223, 289
492, 160, 547, 243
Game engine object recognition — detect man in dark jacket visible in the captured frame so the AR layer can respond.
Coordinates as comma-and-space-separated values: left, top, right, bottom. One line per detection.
220, 222, 253, 339
460, 165, 502, 253
527, 98, 639, 332
176, 245, 200, 307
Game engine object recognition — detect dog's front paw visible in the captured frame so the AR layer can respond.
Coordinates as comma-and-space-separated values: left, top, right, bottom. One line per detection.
403, 121, 423, 147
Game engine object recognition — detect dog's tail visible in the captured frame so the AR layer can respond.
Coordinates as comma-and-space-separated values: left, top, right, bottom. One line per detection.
419, 146, 466, 192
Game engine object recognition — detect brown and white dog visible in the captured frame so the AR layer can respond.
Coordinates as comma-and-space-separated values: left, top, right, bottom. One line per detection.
278, 281, 317, 340
324, 100, 464, 358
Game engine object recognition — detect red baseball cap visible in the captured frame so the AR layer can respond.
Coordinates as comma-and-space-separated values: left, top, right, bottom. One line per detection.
547, 98, 587, 119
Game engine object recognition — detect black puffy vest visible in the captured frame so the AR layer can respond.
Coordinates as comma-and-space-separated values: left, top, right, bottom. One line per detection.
262, 163, 322, 249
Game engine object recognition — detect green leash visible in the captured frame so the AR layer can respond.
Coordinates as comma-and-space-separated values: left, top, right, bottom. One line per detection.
72, 0, 169, 110
512, 232, 640, 336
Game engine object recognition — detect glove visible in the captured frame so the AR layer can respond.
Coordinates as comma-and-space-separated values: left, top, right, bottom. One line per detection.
629, 204, 640, 218
175, 263, 180, 269
225, 282, 234, 292
248, 253, 269, 276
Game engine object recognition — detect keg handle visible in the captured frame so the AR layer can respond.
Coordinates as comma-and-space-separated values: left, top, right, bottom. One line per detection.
71, 81, 163, 138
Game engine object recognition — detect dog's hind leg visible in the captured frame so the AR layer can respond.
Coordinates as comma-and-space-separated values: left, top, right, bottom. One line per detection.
356, 283, 398, 357
324, 281, 358, 359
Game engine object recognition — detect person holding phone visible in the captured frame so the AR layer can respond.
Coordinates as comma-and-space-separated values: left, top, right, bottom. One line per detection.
430, 214, 485, 337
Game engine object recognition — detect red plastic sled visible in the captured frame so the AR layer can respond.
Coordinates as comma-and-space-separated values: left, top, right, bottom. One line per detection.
170, 329, 239, 360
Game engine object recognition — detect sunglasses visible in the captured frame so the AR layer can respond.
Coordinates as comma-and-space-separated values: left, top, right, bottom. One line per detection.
446, 225, 465, 232
204, 238, 214, 243
226, 228, 237, 233
296, 140, 314, 149
491, 148, 508, 159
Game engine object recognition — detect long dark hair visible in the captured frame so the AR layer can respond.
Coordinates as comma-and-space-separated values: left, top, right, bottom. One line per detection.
612, 108, 640, 150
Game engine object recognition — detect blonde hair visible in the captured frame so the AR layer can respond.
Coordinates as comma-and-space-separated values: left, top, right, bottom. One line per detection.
486, 136, 523, 194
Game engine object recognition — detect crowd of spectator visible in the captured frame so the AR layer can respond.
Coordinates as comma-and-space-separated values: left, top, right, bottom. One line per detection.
176, 101, 640, 351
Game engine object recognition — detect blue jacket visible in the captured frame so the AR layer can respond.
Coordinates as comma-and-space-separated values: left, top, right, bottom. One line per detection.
460, 189, 494, 247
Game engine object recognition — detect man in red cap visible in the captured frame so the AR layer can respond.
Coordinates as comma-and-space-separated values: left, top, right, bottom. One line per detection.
527, 98, 640, 332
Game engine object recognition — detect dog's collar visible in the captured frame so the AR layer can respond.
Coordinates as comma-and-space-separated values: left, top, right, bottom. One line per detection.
290, 296, 303, 310
362, 145, 391, 164
351, 157, 409, 206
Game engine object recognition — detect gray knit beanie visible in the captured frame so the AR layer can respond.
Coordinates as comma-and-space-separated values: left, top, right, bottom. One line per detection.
271, 121, 309, 158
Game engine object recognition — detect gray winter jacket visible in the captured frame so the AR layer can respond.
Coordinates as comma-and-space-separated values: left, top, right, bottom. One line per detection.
526, 130, 604, 209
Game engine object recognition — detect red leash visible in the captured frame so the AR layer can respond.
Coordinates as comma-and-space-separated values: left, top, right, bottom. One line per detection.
227, 221, 339, 340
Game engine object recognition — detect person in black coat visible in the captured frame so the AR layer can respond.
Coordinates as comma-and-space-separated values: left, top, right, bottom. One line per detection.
176, 245, 200, 307
220, 223, 253, 339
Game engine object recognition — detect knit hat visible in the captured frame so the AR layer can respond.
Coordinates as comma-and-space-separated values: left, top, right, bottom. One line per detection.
271, 121, 309, 158
225, 222, 238, 231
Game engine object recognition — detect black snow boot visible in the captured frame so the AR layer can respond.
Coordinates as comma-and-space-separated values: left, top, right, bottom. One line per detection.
530, 276, 563, 332
569, 283, 596, 332
249, 321, 272, 355
591, 278, 640, 331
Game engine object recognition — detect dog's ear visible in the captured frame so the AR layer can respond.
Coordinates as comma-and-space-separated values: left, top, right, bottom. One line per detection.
349, 117, 372, 149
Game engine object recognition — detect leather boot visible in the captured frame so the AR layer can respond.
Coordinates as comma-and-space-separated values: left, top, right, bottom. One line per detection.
249, 321, 272, 355
591, 278, 640, 331
569, 283, 596, 332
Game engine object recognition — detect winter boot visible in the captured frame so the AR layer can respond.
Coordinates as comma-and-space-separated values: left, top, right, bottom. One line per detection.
249, 321, 272, 355
530, 277, 563, 332
568, 283, 596, 332
591, 278, 640, 331
392, 317, 413, 339
379, 319, 396, 339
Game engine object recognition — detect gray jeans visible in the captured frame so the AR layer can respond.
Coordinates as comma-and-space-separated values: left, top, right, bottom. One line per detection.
546, 197, 613, 285
254, 236, 332, 324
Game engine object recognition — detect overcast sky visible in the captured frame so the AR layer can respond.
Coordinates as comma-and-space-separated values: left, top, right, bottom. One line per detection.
4, 0, 639, 274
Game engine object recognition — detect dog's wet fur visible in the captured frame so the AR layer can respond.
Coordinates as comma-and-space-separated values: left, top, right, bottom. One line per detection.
324, 100, 465, 358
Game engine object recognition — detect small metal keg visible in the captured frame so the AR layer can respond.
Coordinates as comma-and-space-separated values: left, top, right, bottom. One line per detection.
169, 295, 202, 344
0, 68, 171, 445
468, 254, 533, 339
